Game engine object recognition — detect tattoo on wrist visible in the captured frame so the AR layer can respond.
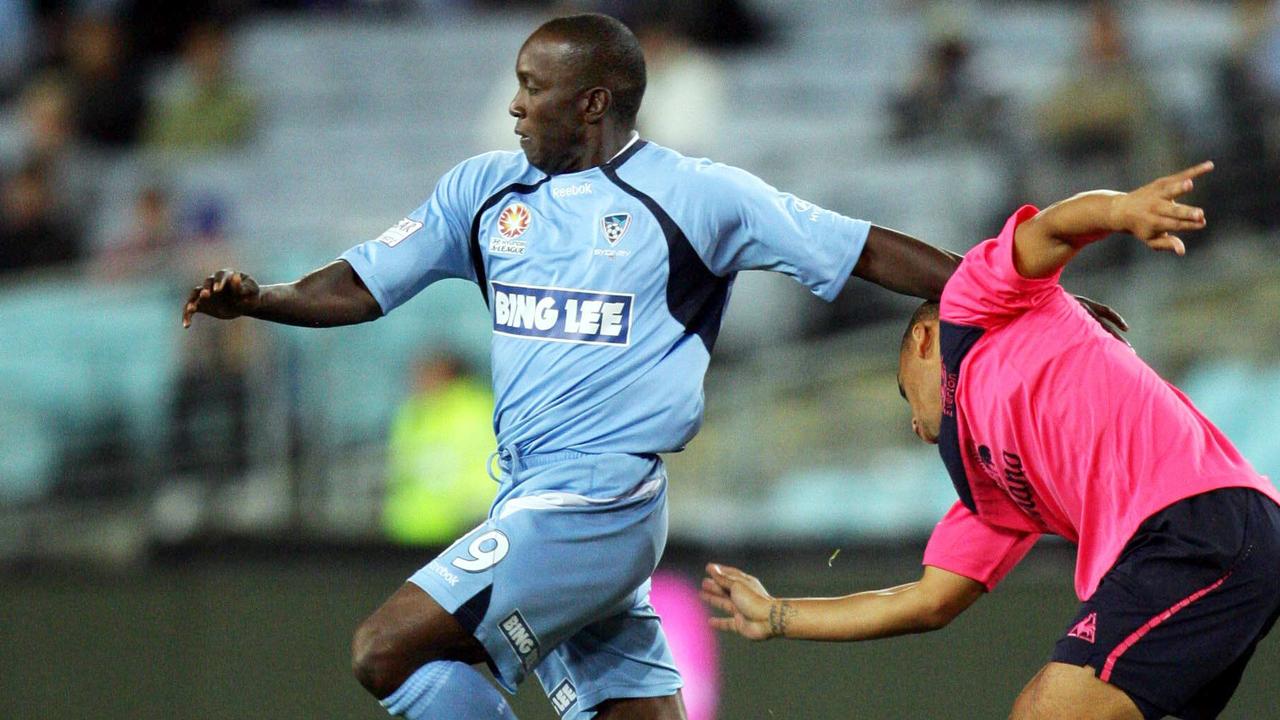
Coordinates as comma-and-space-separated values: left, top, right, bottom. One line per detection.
768, 600, 796, 638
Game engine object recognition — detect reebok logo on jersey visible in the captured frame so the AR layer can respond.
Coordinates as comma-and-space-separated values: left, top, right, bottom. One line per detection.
552, 181, 593, 199
549, 679, 578, 716
491, 281, 632, 346
499, 610, 541, 672
1067, 612, 1097, 643
374, 218, 423, 248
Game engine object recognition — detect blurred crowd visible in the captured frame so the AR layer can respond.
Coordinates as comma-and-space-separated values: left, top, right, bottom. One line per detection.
887, 0, 1280, 236
0, 1, 259, 278
2, 0, 1279, 537
8, 0, 1278, 297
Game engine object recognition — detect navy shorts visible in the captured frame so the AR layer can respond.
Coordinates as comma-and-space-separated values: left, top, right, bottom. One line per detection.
1053, 487, 1280, 719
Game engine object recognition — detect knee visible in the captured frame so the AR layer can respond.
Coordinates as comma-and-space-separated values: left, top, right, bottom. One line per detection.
351, 618, 409, 700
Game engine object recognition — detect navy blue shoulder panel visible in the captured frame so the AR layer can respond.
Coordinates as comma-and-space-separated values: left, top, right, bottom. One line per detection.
468, 176, 551, 306
937, 319, 986, 512
601, 157, 732, 352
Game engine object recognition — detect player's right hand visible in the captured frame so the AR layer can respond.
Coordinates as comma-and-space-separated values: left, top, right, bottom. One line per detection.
701, 563, 780, 641
182, 269, 261, 328
1110, 161, 1213, 255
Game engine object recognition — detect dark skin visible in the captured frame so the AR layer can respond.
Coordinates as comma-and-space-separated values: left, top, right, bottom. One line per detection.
180, 26, 1122, 720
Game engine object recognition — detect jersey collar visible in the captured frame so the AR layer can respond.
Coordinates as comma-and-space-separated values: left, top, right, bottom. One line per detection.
602, 132, 646, 172
609, 131, 640, 161
540, 132, 646, 179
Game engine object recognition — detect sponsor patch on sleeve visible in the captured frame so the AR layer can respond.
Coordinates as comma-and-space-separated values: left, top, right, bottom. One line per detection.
491, 281, 633, 346
375, 218, 424, 247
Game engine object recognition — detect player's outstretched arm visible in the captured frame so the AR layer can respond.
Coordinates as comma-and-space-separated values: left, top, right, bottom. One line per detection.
182, 260, 382, 329
1013, 161, 1214, 279
852, 225, 960, 302
852, 225, 1129, 335
700, 563, 984, 642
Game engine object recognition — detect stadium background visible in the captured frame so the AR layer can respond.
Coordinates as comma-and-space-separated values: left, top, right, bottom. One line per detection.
1, 0, 1278, 717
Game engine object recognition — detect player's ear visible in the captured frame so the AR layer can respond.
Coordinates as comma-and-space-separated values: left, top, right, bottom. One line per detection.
912, 322, 932, 360
581, 87, 611, 123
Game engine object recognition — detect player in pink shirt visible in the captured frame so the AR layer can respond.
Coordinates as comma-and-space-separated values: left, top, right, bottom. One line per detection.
702, 162, 1280, 719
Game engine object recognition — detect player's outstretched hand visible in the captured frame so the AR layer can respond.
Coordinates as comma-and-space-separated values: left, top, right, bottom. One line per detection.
1111, 161, 1213, 255
182, 269, 260, 328
701, 563, 780, 641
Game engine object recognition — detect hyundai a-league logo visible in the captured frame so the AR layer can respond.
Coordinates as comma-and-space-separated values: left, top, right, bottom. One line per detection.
497, 203, 531, 240
601, 213, 631, 245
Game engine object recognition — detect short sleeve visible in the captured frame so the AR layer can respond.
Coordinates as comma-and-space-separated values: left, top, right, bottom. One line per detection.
923, 501, 1039, 591
340, 160, 480, 314
680, 161, 869, 302
941, 205, 1067, 328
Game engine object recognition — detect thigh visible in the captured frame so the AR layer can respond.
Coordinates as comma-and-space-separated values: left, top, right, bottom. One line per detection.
351, 582, 490, 698
534, 581, 684, 719
1009, 662, 1142, 720
358, 580, 491, 664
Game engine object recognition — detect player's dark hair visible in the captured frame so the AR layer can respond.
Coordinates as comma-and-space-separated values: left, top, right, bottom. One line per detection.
534, 13, 647, 125
901, 301, 940, 354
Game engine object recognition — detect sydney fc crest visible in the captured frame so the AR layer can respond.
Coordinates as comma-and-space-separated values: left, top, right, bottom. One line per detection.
601, 213, 631, 245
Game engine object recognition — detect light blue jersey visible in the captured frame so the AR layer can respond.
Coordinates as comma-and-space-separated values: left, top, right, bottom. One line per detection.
341, 139, 870, 471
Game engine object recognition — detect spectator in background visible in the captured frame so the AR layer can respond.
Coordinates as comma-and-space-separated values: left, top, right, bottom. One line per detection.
144, 22, 257, 153
2, 75, 102, 205
64, 13, 146, 149
123, 0, 249, 61
1033, 2, 1175, 199
383, 353, 496, 546
0, 158, 83, 277
13, 76, 76, 160
889, 34, 1006, 146
0, 0, 34, 100
1205, 0, 1280, 231
634, 20, 727, 157
95, 185, 180, 280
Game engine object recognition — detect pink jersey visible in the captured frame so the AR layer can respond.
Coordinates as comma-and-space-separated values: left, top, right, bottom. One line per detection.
922, 205, 1279, 599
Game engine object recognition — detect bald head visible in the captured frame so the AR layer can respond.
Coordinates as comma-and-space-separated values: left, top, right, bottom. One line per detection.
529, 14, 646, 125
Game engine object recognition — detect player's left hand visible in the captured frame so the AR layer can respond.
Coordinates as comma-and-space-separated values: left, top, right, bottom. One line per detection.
701, 563, 779, 641
1110, 161, 1213, 255
1073, 295, 1130, 346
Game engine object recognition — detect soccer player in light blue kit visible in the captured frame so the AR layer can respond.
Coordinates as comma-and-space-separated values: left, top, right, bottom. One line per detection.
181, 14, 1121, 720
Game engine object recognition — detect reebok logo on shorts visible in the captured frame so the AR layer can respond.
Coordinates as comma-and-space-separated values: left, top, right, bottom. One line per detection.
1067, 612, 1097, 643
499, 610, 541, 672
549, 679, 578, 716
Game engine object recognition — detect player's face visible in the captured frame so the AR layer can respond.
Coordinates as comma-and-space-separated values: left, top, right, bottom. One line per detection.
897, 325, 943, 445
510, 34, 588, 174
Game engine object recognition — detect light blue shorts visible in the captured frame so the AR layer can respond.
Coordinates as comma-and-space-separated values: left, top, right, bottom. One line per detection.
407, 449, 682, 718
